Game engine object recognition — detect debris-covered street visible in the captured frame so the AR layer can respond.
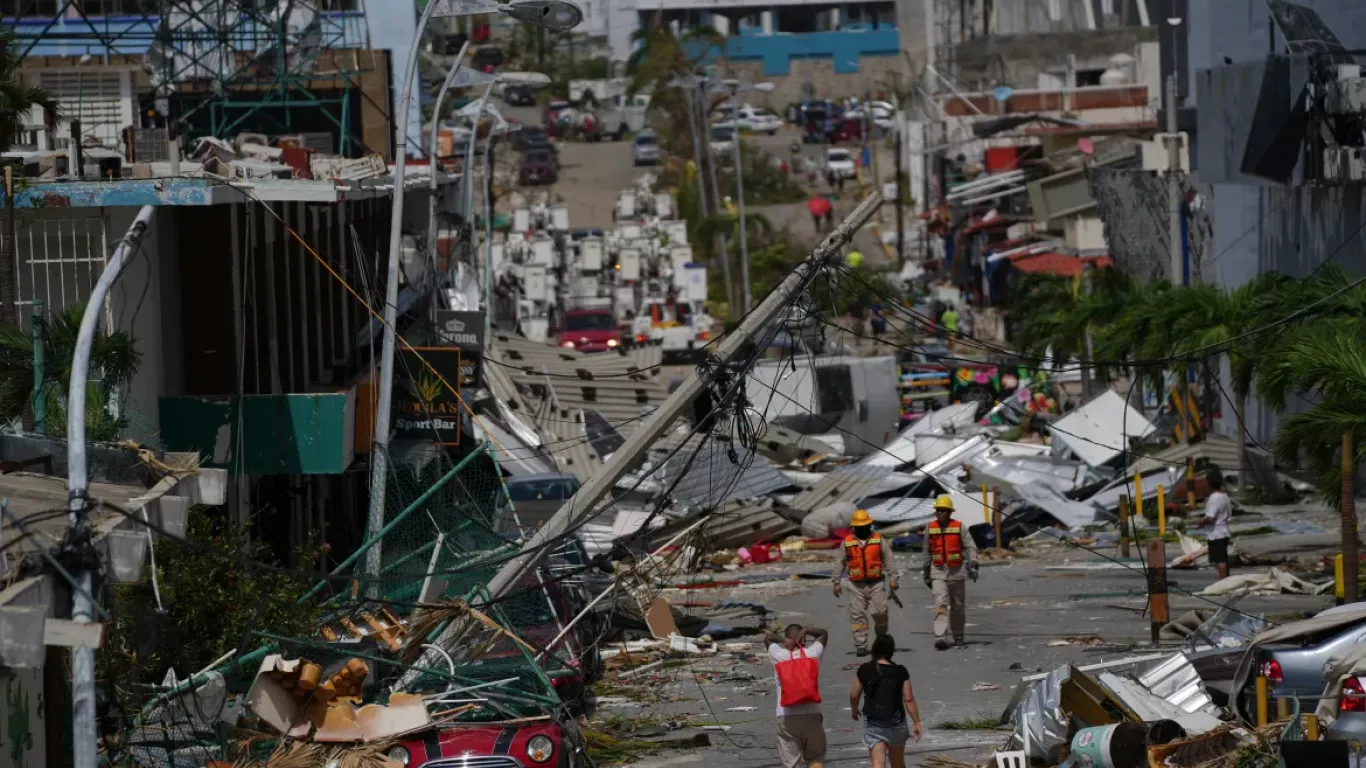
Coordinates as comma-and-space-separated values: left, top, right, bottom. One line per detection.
4, 1, 1366, 768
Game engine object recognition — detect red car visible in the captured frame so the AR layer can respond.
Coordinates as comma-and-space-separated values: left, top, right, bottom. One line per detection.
557, 309, 622, 353
389, 720, 580, 768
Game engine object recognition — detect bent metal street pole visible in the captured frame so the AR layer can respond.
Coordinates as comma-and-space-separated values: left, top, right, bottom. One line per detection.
367, 0, 582, 583
484, 192, 885, 600
68, 204, 155, 768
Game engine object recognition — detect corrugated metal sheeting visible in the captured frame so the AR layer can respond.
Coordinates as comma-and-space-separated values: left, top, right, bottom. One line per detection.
1127, 436, 1271, 476
788, 465, 893, 513
647, 500, 795, 551
656, 441, 793, 510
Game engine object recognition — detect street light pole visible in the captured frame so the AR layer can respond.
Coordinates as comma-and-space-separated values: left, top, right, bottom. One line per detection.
366, 0, 452, 583
68, 205, 156, 768
696, 83, 733, 315
730, 118, 750, 314
427, 41, 476, 300
366, 0, 582, 581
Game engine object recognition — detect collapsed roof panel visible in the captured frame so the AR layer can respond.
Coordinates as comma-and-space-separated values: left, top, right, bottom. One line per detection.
1050, 389, 1155, 468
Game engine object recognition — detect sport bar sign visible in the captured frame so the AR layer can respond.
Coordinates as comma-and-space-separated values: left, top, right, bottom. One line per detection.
394, 347, 463, 444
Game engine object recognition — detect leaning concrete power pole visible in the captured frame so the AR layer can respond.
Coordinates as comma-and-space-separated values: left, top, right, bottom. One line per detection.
397, 194, 884, 688
483, 191, 885, 601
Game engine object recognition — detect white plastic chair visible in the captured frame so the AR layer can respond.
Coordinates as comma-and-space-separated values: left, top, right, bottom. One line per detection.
994, 751, 1027, 768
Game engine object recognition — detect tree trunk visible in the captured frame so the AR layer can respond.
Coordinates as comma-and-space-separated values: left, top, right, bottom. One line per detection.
1344, 431, 1359, 604
1079, 335, 1095, 401
1236, 394, 1249, 495
0, 166, 15, 327
1131, 366, 1144, 416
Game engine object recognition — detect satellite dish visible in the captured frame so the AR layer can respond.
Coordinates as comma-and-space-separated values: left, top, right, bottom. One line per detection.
1077, 137, 1095, 156
992, 86, 1013, 103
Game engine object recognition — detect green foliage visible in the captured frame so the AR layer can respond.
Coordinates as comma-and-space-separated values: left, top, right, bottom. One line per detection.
0, 27, 59, 151
101, 511, 323, 721
716, 144, 807, 205
0, 303, 141, 439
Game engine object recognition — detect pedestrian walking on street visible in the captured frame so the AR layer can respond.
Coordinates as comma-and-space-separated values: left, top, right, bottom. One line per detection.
850, 634, 922, 768
834, 509, 898, 656
1199, 470, 1233, 579
767, 623, 830, 768
807, 196, 832, 234
921, 495, 979, 650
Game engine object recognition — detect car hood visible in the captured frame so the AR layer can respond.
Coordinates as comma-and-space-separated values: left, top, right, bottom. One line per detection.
399, 720, 568, 764
562, 329, 620, 341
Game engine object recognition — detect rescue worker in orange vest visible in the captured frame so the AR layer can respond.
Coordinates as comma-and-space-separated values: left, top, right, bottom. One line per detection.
921, 495, 979, 650
832, 509, 899, 656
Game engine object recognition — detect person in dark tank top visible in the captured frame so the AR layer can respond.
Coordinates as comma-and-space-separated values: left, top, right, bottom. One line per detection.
849, 634, 921, 768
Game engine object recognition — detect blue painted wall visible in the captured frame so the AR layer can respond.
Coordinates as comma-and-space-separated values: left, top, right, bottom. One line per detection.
8, 12, 367, 58
684, 29, 899, 76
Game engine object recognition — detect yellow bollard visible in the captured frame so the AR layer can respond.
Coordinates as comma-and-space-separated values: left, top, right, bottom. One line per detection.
981, 483, 989, 524
1134, 473, 1145, 521
1256, 676, 1269, 727
1186, 456, 1196, 511
1277, 697, 1290, 720
1306, 713, 1320, 741
1157, 485, 1166, 538
1337, 554, 1346, 604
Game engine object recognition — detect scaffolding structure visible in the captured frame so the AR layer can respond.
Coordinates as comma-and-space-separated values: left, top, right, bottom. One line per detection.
9, 0, 373, 153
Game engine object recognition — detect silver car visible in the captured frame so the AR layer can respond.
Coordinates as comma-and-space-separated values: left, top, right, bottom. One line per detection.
631, 130, 663, 165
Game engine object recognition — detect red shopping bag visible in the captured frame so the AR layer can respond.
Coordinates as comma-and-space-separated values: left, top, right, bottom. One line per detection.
776, 647, 822, 707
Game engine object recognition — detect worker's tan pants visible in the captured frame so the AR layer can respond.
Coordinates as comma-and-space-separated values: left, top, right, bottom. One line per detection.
932, 577, 966, 641
777, 713, 827, 768
847, 579, 888, 651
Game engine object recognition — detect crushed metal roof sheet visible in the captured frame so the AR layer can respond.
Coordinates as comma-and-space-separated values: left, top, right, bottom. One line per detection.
1126, 436, 1271, 477
489, 334, 668, 424
861, 402, 981, 468
478, 417, 554, 476
863, 497, 939, 527
656, 441, 792, 510
1050, 389, 1155, 467
652, 422, 833, 465
648, 500, 795, 551
788, 465, 895, 513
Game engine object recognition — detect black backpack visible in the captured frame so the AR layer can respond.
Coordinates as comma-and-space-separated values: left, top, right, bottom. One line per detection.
863, 664, 903, 723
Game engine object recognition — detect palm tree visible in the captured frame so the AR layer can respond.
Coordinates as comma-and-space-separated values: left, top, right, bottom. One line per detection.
1153, 272, 1300, 487
0, 304, 141, 440
0, 29, 59, 328
1256, 320, 1366, 601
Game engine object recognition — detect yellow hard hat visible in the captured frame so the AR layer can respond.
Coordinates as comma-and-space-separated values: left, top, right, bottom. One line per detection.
851, 509, 873, 527
933, 494, 955, 512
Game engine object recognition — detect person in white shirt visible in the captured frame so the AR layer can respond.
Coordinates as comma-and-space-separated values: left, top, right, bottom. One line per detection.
766, 624, 830, 768
1200, 471, 1233, 578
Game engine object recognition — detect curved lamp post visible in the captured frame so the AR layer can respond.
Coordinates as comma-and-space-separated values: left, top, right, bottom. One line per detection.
367, 0, 582, 581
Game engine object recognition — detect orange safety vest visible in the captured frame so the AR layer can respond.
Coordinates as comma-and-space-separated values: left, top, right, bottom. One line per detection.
926, 520, 963, 568
843, 533, 884, 581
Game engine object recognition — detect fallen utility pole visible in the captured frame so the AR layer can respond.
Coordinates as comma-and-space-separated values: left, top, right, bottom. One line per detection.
485, 191, 883, 600
399, 192, 884, 687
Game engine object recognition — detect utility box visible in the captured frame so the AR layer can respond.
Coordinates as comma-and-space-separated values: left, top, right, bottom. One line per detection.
580, 237, 604, 272
551, 205, 570, 231
663, 220, 688, 245
530, 237, 554, 267
654, 192, 674, 219
682, 265, 708, 302
616, 192, 636, 220
618, 222, 642, 241
618, 248, 641, 282
513, 207, 531, 233
524, 265, 548, 303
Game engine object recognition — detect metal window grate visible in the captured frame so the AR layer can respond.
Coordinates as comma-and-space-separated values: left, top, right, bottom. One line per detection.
12, 213, 113, 329
38, 70, 126, 151
131, 128, 171, 163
